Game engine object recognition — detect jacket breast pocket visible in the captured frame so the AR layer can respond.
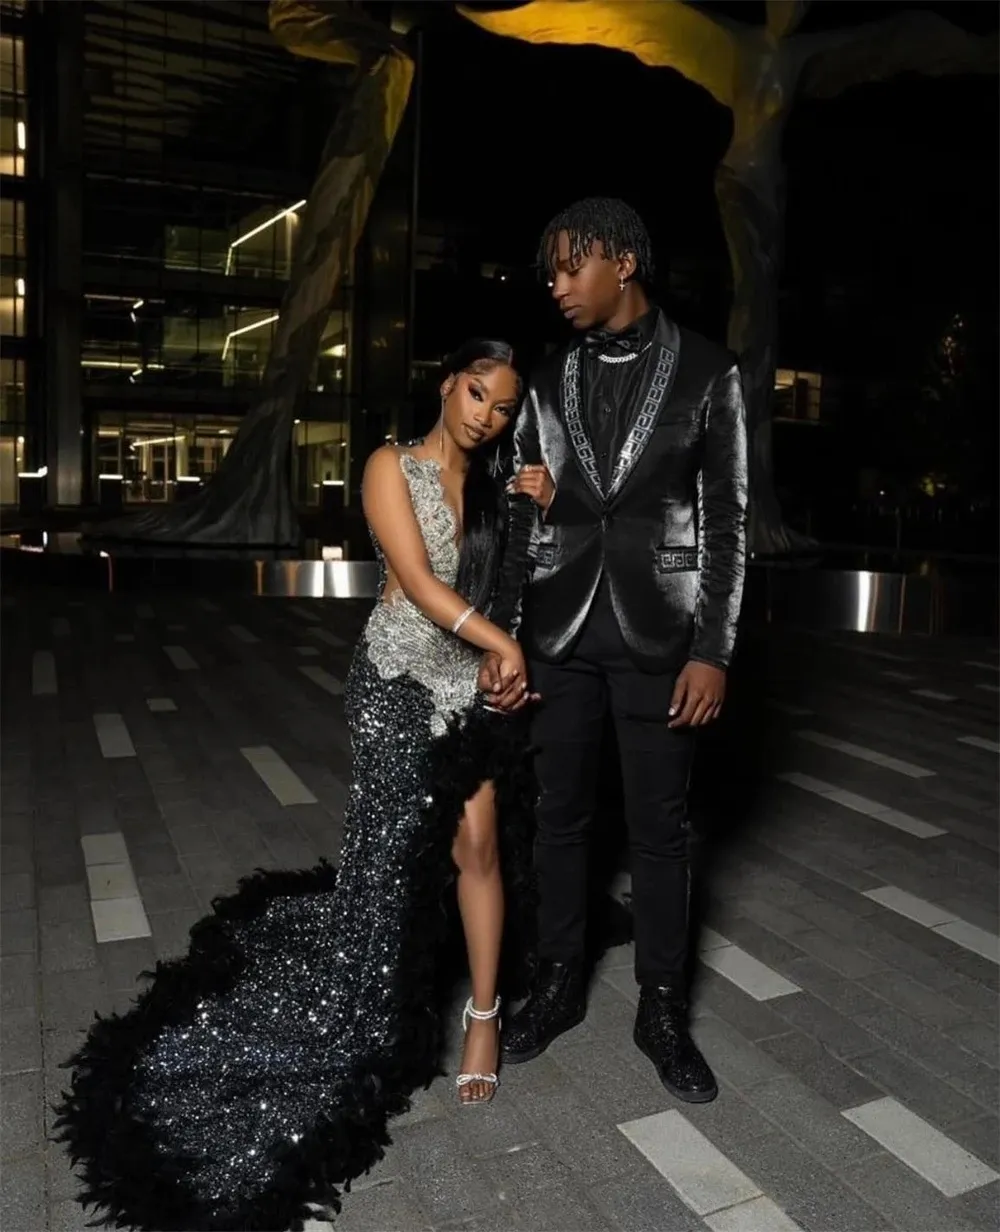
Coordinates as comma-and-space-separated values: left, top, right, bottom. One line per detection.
654, 547, 698, 574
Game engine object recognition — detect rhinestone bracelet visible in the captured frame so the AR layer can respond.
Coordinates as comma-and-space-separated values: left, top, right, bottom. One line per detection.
451, 606, 474, 635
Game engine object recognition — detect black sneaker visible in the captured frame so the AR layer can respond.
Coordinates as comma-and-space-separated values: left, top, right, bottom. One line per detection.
501, 959, 586, 1064
634, 983, 718, 1103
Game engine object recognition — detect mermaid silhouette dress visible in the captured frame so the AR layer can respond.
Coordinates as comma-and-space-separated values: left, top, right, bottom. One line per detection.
55, 453, 537, 1231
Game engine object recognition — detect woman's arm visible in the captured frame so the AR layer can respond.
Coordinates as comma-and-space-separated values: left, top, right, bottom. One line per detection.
362, 447, 514, 657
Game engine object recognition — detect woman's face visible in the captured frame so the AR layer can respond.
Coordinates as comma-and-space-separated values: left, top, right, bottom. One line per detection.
441, 362, 519, 451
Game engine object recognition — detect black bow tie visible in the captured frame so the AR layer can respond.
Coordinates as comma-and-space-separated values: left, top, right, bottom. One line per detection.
584, 324, 645, 354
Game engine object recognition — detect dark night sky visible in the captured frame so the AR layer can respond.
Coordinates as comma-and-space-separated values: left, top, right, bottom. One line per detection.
415, 0, 997, 341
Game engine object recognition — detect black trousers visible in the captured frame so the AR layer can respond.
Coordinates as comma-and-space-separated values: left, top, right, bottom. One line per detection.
529, 582, 695, 986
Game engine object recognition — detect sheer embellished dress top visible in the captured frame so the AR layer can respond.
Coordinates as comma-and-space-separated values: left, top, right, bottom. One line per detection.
363, 452, 481, 735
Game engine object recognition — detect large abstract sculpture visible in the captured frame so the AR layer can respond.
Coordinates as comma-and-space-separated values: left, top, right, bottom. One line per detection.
458, 0, 996, 554
93, 2, 414, 547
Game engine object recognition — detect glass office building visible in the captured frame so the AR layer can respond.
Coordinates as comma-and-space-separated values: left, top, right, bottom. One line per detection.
1, 0, 28, 504
1, 0, 417, 512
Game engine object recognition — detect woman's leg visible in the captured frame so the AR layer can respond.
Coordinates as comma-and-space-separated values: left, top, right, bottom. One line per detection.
452, 780, 503, 1102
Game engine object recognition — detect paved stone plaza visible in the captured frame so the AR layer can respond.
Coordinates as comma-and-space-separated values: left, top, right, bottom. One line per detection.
1, 585, 997, 1232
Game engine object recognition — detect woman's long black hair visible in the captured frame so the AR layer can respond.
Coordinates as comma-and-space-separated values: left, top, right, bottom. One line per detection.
442, 338, 521, 613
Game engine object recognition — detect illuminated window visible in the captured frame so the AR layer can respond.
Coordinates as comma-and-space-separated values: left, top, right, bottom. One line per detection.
292, 420, 349, 507
224, 200, 306, 278
94, 410, 241, 504
0, 197, 26, 336
0, 271, 24, 336
774, 369, 822, 422
0, 355, 26, 505
0, 33, 26, 177
0, 196, 24, 259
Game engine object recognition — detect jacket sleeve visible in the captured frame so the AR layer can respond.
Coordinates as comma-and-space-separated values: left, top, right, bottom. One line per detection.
488, 392, 540, 636
690, 359, 748, 669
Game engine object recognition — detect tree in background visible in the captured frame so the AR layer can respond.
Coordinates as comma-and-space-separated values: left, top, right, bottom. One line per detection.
457, 0, 996, 554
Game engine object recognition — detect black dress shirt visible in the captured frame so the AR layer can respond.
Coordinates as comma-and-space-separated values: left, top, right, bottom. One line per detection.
582, 306, 660, 490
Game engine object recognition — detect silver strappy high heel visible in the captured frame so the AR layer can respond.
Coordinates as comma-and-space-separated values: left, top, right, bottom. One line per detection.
455, 995, 501, 1105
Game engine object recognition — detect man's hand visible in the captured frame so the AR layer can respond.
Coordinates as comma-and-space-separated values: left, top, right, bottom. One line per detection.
507, 464, 555, 513
668, 661, 726, 728
478, 651, 537, 713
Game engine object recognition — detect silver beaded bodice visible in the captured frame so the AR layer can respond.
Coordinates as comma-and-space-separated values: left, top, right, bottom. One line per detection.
365, 453, 480, 735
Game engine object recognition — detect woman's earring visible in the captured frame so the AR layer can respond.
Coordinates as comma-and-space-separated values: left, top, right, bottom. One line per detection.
618, 275, 627, 292
439, 399, 446, 456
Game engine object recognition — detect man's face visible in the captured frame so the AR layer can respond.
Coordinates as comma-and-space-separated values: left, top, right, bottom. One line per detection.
546, 231, 625, 331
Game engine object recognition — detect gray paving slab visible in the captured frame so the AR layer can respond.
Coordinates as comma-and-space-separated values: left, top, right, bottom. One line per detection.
509, 1178, 613, 1232
1, 841, 34, 874
148, 906, 205, 961
1, 1006, 42, 1077
847, 1046, 990, 1129
701, 1118, 894, 1232
691, 973, 793, 1049
687, 1013, 790, 1089
588, 1158, 713, 1231
769, 990, 881, 1060
389, 1118, 497, 1226
40, 920, 98, 974
179, 850, 238, 887
1, 1071, 44, 1159
45, 1137, 86, 1206
479, 1139, 573, 1201
1, 871, 35, 910
840, 1152, 986, 1232
945, 1019, 1000, 1068
0, 811, 33, 846
330, 1177, 431, 1231
37, 883, 90, 927
0, 907, 38, 956
135, 870, 199, 914
853, 1002, 997, 1111
0, 1153, 46, 1232
2, 951, 39, 1014
129, 839, 183, 878
96, 937, 157, 991
956, 1181, 1000, 1232
500, 1056, 653, 1186
550, 1033, 679, 1125
41, 968, 112, 1033
855, 967, 976, 1030
742, 1073, 880, 1170
756, 1029, 882, 1109
948, 1116, 1000, 1173
48, 1195, 95, 1231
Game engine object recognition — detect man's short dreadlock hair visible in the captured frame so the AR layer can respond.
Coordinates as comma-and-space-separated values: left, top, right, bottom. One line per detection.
537, 197, 655, 285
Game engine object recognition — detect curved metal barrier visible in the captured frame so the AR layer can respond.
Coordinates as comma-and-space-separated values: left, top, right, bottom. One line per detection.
743, 565, 997, 638
2, 535, 996, 637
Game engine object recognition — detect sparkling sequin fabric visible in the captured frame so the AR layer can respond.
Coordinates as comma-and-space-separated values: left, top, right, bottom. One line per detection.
366, 453, 481, 735
54, 452, 537, 1232
126, 654, 463, 1214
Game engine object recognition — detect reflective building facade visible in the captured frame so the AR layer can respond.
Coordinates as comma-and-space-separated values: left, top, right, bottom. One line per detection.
2, 0, 417, 513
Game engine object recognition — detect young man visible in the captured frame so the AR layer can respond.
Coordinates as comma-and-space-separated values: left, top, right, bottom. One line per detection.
486, 198, 747, 1102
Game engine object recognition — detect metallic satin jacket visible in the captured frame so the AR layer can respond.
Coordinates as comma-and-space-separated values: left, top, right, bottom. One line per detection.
509, 311, 749, 673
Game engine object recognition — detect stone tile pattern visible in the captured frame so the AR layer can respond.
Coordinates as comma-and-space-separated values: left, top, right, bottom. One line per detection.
1, 592, 997, 1231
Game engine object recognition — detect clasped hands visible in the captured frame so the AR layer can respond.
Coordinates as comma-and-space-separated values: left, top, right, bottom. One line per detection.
478, 653, 726, 725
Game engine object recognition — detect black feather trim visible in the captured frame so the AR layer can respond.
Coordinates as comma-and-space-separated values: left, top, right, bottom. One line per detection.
53, 702, 536, 1231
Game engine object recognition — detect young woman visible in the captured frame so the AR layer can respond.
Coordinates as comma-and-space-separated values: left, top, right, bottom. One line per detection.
56, 339, 541, 1231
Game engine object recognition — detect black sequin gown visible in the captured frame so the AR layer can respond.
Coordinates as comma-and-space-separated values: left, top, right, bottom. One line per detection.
55, 455, 537, 1231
